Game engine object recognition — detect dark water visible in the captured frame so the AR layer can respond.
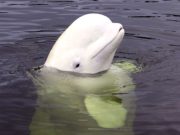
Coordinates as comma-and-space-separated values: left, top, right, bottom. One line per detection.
0, 0, 180, 135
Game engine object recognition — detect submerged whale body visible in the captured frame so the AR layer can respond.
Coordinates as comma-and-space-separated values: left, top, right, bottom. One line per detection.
29, 65, 136, 135
45, 13, 125, 74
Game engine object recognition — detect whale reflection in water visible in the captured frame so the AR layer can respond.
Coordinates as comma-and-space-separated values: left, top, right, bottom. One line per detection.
28, 64, 136, 135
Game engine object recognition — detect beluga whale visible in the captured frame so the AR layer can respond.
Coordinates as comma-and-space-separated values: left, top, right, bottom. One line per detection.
45, 13, 125, 74
28, 13, 140, 135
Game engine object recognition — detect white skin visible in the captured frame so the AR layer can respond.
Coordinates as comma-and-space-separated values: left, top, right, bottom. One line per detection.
45, 13, 125, 74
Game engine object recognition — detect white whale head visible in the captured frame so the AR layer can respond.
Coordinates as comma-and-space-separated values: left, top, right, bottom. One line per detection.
45, 13, 125, 74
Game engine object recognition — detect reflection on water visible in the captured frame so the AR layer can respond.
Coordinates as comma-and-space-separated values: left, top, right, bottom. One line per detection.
28, 65, 136, 135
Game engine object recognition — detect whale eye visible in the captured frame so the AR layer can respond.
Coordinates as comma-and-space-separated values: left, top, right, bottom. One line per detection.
75, 63, 80, 68
73, 62, 80, 69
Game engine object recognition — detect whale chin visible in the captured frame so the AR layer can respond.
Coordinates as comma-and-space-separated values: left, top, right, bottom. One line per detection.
44, 13, 125, 74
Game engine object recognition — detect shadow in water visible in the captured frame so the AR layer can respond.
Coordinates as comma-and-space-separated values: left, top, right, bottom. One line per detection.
27, 65, 136, 135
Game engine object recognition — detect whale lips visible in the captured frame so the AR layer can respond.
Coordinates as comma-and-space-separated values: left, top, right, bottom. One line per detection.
91, 26, 124, 60
119, 27, 123, 32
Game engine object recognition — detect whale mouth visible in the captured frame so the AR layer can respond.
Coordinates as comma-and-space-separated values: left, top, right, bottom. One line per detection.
119, 27, 123, 32
91, 26, 124, 59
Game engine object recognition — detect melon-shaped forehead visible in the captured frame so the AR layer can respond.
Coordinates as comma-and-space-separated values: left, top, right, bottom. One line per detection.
56, 14, 113, 50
